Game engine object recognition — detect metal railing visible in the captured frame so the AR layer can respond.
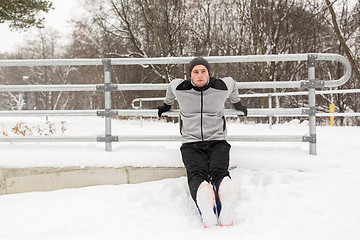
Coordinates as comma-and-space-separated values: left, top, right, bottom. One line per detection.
0, 53, 352, 155
131, 89, 360, 127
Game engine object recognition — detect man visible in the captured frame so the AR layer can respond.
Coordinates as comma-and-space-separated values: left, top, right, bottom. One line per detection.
157, 57, 247, 227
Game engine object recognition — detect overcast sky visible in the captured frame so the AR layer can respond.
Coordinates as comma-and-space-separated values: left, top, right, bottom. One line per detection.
0, 0, 82, 53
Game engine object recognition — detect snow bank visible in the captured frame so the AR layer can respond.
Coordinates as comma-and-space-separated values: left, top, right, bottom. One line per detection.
0, 118, 360, 239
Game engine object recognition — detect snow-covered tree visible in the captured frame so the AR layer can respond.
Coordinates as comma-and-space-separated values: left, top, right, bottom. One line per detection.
0, 0, 53, 29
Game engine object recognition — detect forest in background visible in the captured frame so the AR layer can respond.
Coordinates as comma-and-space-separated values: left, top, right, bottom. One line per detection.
0, 0, 359, 125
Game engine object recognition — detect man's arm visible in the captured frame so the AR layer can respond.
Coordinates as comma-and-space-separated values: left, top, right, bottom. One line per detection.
228, 78, 248, 116
233, 101, 248, 116
157, 103, 172, 117
157, 82, 176, 117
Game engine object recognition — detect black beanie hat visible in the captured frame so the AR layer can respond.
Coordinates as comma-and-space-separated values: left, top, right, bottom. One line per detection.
189, 57, 210, 76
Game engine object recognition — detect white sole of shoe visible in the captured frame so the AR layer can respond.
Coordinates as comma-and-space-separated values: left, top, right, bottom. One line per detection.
196, 181, 218, 228
218, 177, 235, 226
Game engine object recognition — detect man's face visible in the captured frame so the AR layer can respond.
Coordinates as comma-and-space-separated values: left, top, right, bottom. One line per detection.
191, 65, 209, 87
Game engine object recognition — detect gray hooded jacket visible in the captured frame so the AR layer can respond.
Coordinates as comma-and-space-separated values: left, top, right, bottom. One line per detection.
164, 76, 242, 143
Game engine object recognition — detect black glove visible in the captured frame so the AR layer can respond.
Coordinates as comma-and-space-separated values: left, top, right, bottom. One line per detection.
233, 101, 248, 116
157, 103, 172, 117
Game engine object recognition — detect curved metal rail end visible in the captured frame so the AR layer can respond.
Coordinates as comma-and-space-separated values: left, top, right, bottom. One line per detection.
316, 53, 352, 88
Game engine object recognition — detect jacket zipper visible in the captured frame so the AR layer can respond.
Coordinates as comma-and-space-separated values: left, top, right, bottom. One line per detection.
180, 116, 183, 135
200, 91, 204, 141
222, 116, 226, 132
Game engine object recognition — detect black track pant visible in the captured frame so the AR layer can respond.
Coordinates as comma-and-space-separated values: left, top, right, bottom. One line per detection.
180, 140, 231, 203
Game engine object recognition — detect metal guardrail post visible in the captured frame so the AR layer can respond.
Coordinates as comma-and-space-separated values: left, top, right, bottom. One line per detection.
140, 99, 143, 128
308, 54, 317, 155
103, 59, 112, 151
268, 94, 273, 129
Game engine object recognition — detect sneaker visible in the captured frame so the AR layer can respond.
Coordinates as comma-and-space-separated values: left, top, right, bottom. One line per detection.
218, 177, 235, 226
196, 181, 218, 228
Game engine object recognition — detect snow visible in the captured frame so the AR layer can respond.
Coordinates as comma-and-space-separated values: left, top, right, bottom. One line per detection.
1, 117, 360, 240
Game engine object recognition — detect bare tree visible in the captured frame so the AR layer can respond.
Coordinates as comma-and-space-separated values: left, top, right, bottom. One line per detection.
324, 0, 360, 83
3, 0, 358, 124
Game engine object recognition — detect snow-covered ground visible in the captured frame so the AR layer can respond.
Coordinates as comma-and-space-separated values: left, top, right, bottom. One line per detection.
0, 117, 360, 240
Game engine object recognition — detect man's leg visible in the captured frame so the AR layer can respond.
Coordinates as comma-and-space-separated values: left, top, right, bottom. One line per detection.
217, 176, 235, 226
208, 140, 234, 226
196, 181, 218, 227
208, 140, 231, 191
180, 142, 210, 202
180, 142, 217, 227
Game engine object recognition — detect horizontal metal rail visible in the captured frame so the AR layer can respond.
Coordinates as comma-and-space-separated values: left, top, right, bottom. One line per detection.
0, 135, 306, 143
118, 109, 307, 117
132, 97, 165, 110
1, 109, 358, 118
0, 83, 170, 92
103, 134, 306, 142
131, 89, 360, 109
0, 108, 309, 117
0, 84, 98, 92
2, 85, 359, 97
0, 54, 310, 67
0, 136, 97, 142
316, 113, 360, 117
0, 110, 97, 116
0, 53, 351, 89
239, 88, 360, 98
